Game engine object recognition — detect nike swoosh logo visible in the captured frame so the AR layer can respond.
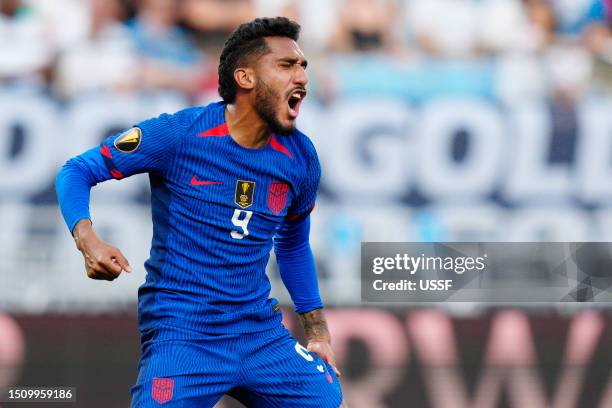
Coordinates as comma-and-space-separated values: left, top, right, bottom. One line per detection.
191, 175, 222, 186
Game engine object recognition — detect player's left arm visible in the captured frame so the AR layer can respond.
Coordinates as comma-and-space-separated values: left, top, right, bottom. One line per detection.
273, 142, 342, 376
274, 216, 341, 377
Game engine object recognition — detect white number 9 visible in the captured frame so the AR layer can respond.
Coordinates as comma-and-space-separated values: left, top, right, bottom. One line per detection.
231, 209, 253, 239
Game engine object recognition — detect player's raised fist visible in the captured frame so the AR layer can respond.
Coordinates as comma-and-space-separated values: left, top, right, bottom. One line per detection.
72, 219, 132, 281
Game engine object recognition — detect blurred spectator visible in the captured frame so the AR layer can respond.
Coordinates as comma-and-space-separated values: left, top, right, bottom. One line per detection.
55, 0, 137, 98
522, 0, 556, 47
404, 0, 555, 58
478, 0, 553, 54
179, 0, 274, 99
0, 0, 52, 84
129, 0, 205, 95
546, 43, 592, 100
542, 0, 610, 102
253, 0, 341, 52
484, 0, 552, 104
328, 0, 399, 53
33, 0, 90, 52
404, 0, 479, 58
180, 0, 256, 48
583, 22, 612, 93
552, 0, 606, 38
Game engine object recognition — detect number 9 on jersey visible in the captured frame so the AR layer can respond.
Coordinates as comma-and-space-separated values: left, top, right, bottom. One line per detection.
231, 209, 253, 239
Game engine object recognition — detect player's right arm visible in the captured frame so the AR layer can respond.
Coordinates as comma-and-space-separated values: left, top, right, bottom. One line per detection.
56, 109, 192, 280
56, 148, 133, 280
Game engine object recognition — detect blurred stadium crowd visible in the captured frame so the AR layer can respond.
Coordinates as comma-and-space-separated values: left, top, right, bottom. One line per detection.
1, 0, 611, 104
2, 0, 612, 309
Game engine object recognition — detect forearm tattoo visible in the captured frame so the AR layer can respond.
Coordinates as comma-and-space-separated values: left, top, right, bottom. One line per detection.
299, 308, 330, 342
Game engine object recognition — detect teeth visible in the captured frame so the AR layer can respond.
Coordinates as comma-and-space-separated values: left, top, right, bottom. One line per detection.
292, 92, 302, 100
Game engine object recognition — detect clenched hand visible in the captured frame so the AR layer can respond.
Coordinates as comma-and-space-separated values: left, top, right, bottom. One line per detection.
72, 219, 132, 281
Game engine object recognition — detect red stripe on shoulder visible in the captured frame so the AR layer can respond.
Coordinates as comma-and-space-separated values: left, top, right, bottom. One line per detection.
100, 144, 112, 159
269, 134, 293, 159
197, 123, 229, 137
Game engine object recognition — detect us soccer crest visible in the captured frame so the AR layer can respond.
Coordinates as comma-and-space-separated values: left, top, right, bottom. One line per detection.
268, 181, 289, 215
151, 377, 174, 404
235, 180, 255, 208
114, 127, 141, 153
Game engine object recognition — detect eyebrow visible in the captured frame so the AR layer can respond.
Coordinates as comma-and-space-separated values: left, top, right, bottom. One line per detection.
279, 57, 308, 68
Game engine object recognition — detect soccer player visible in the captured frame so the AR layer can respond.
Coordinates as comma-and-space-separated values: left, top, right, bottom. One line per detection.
56, 17, 346, 407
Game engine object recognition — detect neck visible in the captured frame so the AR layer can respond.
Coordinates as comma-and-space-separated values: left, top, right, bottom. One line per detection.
225, 99, 271, 149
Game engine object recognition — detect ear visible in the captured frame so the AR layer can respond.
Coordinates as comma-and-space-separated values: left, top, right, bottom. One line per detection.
234, 67, 256, 92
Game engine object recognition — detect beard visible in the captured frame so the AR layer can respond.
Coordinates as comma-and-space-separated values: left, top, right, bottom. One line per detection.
254, 78, 294, 134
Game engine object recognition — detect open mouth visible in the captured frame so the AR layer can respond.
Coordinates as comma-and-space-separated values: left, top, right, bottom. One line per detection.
287, 89, 306, 118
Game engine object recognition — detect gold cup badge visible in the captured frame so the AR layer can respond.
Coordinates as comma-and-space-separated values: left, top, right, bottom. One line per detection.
234, 180, 255, 208
114, 127, 142, 153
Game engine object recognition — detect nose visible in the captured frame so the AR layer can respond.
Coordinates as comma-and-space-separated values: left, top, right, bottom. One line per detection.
293, 66, 308, 87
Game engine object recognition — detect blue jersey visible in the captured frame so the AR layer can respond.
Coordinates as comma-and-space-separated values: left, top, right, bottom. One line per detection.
97, 102, 320, 334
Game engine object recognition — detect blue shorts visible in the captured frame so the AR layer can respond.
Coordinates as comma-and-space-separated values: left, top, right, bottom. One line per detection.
130, 323, 343, 407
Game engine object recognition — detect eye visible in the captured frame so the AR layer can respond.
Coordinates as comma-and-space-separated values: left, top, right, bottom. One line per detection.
279, 62, 291, 69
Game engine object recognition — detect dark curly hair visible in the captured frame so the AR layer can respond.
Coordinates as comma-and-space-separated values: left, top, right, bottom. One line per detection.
218, 17, 301, 103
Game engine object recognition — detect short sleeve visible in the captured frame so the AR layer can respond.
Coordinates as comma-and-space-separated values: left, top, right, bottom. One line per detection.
287, 144, 321, 220
99, 108, 195, 179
